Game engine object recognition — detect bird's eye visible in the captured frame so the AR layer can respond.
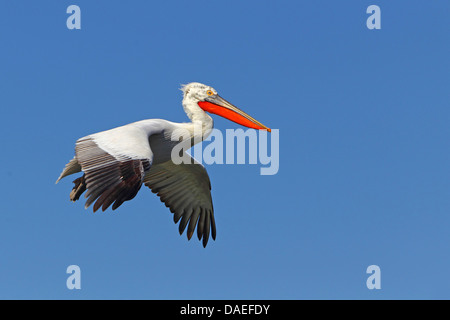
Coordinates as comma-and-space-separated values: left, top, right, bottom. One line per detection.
206, 90, 214, 96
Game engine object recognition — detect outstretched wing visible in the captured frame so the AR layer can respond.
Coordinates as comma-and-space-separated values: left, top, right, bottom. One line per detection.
144, 155, 216, 248
57, 119, 217, 247
74, 124, 154, 212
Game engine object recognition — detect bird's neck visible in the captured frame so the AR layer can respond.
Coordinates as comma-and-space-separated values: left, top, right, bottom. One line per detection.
183, 100, 214, 141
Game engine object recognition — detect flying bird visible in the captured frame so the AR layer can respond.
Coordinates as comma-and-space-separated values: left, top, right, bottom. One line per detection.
56, 82, 271, 247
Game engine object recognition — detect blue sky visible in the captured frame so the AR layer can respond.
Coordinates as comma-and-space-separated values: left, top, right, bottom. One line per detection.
0, 0, 449, 299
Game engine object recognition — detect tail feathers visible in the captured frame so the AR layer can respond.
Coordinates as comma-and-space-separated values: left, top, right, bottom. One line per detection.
70, 174, 87, 202
56, 157, 82, 184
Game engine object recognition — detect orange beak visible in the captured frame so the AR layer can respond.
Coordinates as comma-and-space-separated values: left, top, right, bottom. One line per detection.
198, 95, 271, 132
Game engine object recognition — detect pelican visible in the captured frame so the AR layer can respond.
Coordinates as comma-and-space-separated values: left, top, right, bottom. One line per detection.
56, 82, 271, 247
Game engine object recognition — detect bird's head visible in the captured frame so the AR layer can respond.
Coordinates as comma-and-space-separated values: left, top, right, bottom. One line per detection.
181, 82, 271, 132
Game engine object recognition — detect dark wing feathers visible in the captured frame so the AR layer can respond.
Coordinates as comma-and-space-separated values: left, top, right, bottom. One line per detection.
75, 137, 150, 212
144, 157, 216, 247
61, 134, 216, 247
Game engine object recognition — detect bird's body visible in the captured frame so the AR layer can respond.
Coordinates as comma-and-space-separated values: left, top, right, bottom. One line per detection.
57, 82, 270, 247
